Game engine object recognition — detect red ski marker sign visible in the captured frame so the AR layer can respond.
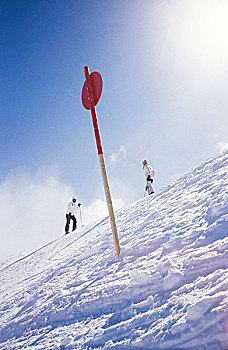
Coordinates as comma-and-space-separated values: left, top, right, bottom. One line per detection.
82, 72, 103, 110
81, 66, 120, 256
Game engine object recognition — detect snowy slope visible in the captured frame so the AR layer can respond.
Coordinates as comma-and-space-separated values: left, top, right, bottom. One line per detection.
0, 151, 228, 350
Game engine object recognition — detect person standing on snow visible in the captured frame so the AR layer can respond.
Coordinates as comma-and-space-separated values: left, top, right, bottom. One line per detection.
142, 160, 155, 195
65, 197, 81, 234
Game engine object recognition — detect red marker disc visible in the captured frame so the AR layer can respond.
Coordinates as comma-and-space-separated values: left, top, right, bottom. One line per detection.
82, 72, 103, 110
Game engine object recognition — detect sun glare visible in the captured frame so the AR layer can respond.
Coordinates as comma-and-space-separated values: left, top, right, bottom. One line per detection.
174, 0, 228, 71
187, 1, 227, 65
150, 0, 228, 75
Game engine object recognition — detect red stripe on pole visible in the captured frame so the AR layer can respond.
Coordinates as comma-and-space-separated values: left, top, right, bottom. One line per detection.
91, 106, 103, 155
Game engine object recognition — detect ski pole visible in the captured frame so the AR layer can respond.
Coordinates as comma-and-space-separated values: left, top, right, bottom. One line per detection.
144, 186, 148, 197
78, 203, 83, 226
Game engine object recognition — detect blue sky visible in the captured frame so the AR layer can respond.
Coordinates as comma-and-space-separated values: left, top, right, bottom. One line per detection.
1, 0, 228, 259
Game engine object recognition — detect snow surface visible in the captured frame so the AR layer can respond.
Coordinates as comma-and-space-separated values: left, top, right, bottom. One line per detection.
0, 151, 228, 350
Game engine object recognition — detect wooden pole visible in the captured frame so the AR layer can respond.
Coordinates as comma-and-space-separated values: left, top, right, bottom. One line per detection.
84, 66, 120, 256
98, 153, 120, 256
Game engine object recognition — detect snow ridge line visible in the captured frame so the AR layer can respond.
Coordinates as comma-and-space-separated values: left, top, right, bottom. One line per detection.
0, 237, 63, 273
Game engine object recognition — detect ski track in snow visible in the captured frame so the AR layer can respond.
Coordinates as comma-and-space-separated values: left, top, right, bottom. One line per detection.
0, 151, 228, 349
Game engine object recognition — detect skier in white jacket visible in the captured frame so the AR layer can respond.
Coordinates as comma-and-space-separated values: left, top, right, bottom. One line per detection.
142, 160, 155, 195
65, 197, 81, 234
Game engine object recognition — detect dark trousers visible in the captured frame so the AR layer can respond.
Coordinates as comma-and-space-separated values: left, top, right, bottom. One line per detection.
65, 214, 77, 233
146, 176, 154, 195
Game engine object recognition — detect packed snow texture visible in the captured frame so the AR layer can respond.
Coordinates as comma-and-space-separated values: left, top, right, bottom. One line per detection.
0, 151, 228, 349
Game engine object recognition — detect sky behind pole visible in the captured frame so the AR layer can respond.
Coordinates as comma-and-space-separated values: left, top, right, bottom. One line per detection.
0, 0, 228, 258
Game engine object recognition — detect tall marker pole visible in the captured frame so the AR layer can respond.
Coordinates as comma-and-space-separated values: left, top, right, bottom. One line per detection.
82, 66, 120, 256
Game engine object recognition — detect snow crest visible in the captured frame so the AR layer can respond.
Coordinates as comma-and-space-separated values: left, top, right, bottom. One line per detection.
0, 151, 228, 349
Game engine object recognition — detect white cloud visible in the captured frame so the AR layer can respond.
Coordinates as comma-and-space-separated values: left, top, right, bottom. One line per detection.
81, 196, 125, 227
110, 177, 136, 208
0, 166, 74, 260
108, 146, 127, 167
216, 142, 228, 152
0, 166, 130, 260
81, 199, 108, 225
